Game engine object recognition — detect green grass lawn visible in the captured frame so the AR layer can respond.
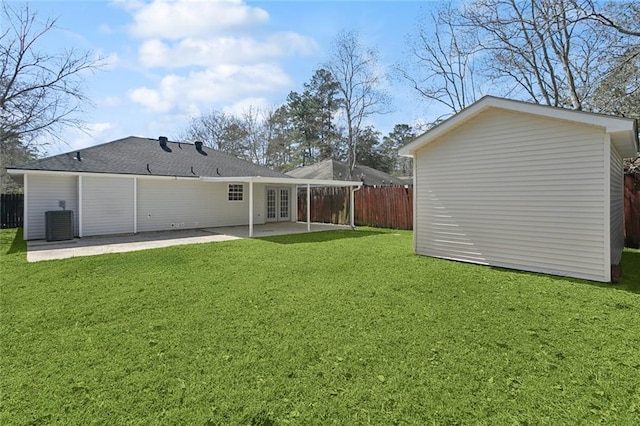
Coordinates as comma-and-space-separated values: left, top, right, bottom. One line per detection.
2, 228, 640, 425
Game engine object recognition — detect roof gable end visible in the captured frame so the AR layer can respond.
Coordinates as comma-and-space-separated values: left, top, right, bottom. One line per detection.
399, 96, 638, 158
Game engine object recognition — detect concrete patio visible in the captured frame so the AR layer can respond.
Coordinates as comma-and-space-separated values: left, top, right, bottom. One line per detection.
26, 222, 351, 262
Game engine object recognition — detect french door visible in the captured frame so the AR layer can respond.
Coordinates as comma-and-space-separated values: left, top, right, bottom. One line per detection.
266, 187, 290, 222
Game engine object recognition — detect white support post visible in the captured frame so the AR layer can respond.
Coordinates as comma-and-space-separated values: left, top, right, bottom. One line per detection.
23, 174, 28, 239
78, 175, 83, 238
133, 177, 138, 234
249, 181, 254, 237
349, 186, 355, 229
306, 183, 311, 232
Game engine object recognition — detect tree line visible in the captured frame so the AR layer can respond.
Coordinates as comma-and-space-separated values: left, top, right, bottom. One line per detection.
178, 65, 414, 178
400, 0, 639, 117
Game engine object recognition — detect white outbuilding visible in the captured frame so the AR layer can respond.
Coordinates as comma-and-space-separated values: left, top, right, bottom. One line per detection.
399, 96, 638, 282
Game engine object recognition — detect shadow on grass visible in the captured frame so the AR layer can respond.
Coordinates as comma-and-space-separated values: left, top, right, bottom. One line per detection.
258, 229, 387, 245
5, 228, 26, 255
616, 249, 640, 293
487, 248, 640, 294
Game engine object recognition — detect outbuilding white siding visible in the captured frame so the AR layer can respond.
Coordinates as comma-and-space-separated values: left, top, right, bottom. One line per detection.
414, 108, 609, 282
81, 176, 135, 237
25, 174, 79, 240
610, 143, 624, 267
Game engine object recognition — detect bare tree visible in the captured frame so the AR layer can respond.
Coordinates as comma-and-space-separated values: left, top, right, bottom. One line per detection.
0, 2, 103, 148
570, 0, 640, 37
241, 106, 270, 167
1, 130, 35, 192
460, 0, 616, 110
325, 30, 390, 178
181, 108, 249, 160
399, 5, 483, 115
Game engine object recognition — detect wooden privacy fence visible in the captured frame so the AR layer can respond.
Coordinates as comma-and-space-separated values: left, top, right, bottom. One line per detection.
297, 186, 413, 230
1, 193, 24, 229
625, 174, 640, 248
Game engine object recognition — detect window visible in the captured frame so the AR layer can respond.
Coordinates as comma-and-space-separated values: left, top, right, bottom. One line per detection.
228, 184, 244, 201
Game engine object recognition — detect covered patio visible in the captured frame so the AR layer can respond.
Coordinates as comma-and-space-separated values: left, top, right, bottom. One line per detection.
26, 222, 352, 262
199, 176, 362, 237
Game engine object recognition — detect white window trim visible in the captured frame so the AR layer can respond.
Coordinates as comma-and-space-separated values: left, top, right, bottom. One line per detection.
228, 183, 244, 202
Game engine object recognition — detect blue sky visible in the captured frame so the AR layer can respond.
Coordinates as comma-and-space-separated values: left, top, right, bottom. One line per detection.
25, 0, 444, 155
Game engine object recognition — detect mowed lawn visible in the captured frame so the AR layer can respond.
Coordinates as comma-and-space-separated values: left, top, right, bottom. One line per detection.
2, 228, 640, 425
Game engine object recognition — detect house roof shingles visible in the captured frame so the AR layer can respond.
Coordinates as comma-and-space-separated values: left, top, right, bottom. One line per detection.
287, 159, 409, 186
11, 136, 290, 179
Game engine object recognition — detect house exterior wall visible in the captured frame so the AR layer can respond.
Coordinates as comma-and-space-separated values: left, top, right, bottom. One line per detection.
414, 108, 609, 282
81, 176, 135, 237
23, 174, 294, 239
610, 143, 624, 267
25, 174, 79, 240
136, 179, 268, 232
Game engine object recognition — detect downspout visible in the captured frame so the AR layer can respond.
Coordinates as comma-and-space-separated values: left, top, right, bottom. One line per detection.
350, 184, 362, 229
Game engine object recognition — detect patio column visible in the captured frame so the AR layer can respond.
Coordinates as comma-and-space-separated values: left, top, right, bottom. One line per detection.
249, 180, 254, 238
23, 174, 29, 239
78, 175, 83, 237
349, 186, 355, 229
133, 177, 137, 234
306, 183, 311, 232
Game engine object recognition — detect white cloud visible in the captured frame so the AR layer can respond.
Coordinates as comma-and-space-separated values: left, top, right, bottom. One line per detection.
129, 86, 171, 113
127, 0, 269, 39
47, 122, 116, 155
95, 51, 120, 70
116, 0, 315, 125
97, 96, 122, 107
139, 32, 317, 68
128, 64, 293, 114
222, 97, 270, 117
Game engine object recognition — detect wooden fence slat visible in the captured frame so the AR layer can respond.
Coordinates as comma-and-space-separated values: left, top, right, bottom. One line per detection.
625, 174, 640, 248
1, 193, 24, 229
297, 186, 413, 230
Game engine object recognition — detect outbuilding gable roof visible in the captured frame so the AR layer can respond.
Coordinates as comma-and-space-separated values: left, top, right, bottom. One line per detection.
399, 96, 639, 158
287, 159, 409, 186
9, 136, 290, 179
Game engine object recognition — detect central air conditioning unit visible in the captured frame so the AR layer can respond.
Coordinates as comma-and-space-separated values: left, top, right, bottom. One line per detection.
45, 210, 74, 242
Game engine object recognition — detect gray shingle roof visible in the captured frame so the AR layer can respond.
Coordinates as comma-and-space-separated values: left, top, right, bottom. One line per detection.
287, 159, 409, 186
10, 136, 290, 179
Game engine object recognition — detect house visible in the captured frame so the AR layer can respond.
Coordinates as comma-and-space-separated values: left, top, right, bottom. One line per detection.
287, 159, 410, 186
8, 136, 362, 240
399, 96, 639, 283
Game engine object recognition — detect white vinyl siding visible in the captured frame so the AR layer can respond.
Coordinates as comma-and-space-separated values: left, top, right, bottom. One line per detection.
81, 176, 135, 236
136, 179, 267, 232
25, 174, 78, 240
415, 108, 608, 282
610, 144, 624, 266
